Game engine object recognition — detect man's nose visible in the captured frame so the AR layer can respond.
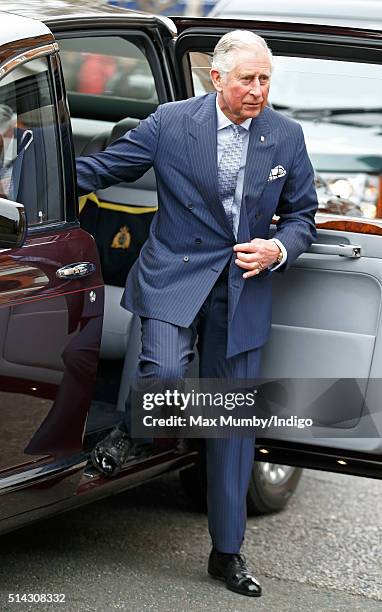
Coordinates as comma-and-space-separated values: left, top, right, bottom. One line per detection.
249, 79, 262, 96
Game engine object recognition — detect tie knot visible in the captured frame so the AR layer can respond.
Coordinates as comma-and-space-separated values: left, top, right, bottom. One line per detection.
232, 123, 244, 134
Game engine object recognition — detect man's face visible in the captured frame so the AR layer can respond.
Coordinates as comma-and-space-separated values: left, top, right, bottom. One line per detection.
210, 47, 271, 124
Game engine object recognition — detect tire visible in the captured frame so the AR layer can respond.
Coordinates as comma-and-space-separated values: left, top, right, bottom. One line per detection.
180, 443, 302, 515
247, 462, 302, 515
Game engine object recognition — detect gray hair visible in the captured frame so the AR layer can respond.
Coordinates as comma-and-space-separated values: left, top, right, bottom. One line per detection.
211, 30, 273, 76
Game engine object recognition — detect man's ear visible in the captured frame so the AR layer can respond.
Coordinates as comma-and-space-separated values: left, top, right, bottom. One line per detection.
210, 68, 223, 92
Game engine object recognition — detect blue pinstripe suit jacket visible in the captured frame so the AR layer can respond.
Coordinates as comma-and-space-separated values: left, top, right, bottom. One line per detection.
76, 92, 318, 358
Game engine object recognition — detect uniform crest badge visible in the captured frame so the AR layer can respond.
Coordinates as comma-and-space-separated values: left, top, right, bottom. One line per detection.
111, 226, 131, 249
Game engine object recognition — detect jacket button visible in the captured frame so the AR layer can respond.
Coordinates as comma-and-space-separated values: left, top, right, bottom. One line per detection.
183, 256, 189, 262
255, 211, 262, 219
187, 204, 194, 210
195, 238, 202, 244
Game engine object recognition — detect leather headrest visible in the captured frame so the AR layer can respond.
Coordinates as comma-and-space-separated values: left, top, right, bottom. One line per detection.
109, 117, 140, 144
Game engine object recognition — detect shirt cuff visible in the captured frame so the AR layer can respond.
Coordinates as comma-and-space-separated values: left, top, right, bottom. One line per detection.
269, 238, 287, 271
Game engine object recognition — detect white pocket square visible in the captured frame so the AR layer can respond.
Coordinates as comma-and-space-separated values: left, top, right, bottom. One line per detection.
268, 165, 286, 182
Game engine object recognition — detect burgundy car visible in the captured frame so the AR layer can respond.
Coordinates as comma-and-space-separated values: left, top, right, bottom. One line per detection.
1, 2, 382, 536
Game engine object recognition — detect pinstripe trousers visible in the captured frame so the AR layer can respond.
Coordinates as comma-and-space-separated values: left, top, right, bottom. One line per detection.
125, 265, 262, 553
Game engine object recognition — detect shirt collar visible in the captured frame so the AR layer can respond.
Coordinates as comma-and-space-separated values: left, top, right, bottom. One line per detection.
215, 94, 252, 131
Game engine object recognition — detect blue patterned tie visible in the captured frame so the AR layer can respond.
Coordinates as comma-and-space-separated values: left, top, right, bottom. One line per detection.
218, 124, 245, 232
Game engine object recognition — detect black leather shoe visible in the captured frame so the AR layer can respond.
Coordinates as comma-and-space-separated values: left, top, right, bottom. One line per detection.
91, 426, 133, 477
208, 549, 262, 597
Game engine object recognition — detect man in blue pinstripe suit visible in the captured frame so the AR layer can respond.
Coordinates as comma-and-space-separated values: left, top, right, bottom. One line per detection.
76, 30, 317, 597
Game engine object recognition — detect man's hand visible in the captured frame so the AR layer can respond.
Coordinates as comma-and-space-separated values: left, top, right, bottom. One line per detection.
233, 238, 280, 279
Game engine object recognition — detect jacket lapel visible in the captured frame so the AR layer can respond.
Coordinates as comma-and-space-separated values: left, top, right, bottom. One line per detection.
243, 107, 278, 218
185, 93, 234, 237
228, 109, 279, 324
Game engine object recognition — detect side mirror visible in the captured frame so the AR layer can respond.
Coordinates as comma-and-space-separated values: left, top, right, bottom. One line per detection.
0, 197, 27, 249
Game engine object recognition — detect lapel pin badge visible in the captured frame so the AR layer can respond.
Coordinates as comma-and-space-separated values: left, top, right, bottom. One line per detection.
260, 135, 265, 143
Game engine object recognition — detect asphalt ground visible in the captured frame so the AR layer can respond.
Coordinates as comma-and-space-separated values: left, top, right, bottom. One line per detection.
0, 468, 381, 612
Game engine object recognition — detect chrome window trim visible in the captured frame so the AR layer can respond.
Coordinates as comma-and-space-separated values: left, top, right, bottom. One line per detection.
0, 42, 59, 81
0, 44, 67, 228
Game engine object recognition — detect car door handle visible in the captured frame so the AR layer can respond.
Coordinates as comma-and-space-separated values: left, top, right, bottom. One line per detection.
56, 262, 96, 279
308, 243, 362, 258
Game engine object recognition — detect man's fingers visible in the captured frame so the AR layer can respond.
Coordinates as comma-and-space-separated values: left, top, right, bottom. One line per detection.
233, 238, 265, 253
235, 251, 257, 262
242, 270, 259, 278
235, 258, 262, 272
233, 242, 256, 252
233, 238, 272, 277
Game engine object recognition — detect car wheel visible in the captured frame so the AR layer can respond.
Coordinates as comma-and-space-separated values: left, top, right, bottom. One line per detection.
180, 443, 302, 515
247, 461, 302, 515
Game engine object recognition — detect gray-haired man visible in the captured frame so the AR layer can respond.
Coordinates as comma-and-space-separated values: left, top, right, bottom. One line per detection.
77, 30, 317, 597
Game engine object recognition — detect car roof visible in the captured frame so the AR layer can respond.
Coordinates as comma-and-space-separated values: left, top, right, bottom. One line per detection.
0, 1, 177, 51
0, 3, 128, 56
2, 0, 145, 21
0, 11, 53, 50
209, 0, 382, 29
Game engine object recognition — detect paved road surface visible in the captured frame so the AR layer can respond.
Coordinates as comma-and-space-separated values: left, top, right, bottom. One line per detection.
0, 468, 381, 611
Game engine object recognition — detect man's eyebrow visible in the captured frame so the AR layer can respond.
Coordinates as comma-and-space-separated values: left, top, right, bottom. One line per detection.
238, 71, 271, 77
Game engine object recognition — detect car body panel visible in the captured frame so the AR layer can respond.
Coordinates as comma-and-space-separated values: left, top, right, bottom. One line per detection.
4, 1, 177, 39
0, 11, 52, 51
0, 226, 104, 514
0, 14, 105, 521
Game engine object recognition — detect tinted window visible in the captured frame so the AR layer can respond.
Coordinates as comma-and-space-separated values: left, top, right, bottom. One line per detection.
0, 57, 63, 226
59, 36, 159, 121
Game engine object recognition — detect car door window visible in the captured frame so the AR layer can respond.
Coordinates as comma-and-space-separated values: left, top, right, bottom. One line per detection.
189, 51, 382, 221
58, 35, 162, 290
0, 56, 63, 226
59, 36, 159, 123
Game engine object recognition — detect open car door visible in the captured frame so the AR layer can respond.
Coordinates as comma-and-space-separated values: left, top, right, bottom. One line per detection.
172, 17, 382, 478
0, 21, 104, 525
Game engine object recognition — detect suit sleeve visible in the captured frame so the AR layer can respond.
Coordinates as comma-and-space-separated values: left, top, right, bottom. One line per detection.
272, 123, 318, 269
76, 105, 161, 196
